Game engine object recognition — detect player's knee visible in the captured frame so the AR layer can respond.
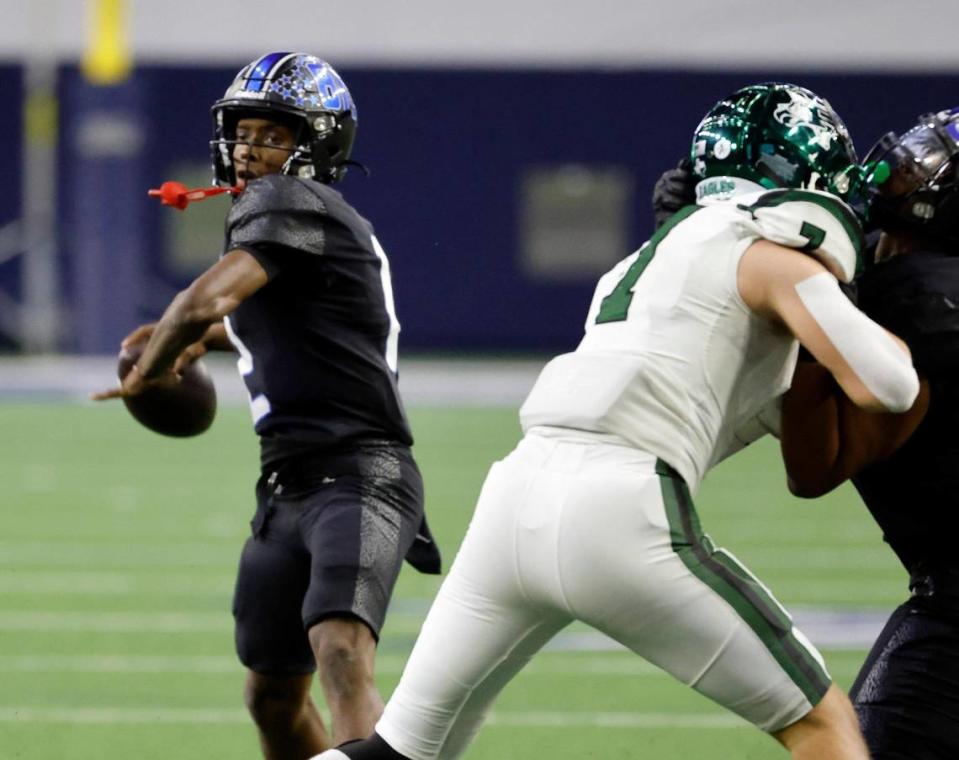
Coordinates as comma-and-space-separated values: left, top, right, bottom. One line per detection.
806, 685, 859, 730
775, 685, 865, 753
315, 639, 371, 694
310, 618, 376, 692
243, 672, 311, 731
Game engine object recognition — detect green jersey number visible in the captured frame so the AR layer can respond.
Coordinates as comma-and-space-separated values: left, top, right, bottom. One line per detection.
738, 188, 865, 275
595, 205, 700, 324
799, 221, 826, 252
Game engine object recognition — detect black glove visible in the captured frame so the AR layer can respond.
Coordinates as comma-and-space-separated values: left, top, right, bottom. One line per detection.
652, 157, 697, 229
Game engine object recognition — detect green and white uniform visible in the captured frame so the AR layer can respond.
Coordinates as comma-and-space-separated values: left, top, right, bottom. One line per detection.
373, 190, 866, 760
522, 188, 863, 492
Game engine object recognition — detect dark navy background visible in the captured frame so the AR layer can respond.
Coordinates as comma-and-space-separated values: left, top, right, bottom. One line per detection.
5, 65, 959, 353
0, 65, 23, 351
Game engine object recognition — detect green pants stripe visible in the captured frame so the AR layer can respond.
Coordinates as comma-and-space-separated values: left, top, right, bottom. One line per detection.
655, 459, 830, 706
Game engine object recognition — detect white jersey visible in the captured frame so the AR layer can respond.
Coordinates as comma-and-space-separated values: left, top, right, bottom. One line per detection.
520, 188, 864, 493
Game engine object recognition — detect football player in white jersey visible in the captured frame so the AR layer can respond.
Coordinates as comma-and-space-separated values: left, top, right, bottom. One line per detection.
312, 84, 921, 760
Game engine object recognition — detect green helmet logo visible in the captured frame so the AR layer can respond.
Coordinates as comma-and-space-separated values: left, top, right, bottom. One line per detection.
690, 83, 864, 210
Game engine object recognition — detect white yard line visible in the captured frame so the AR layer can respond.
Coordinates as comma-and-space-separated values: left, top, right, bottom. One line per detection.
0, 653, 661, 676
0, 572, 235, 595
0, 706, 746, 728
0, 541, 238, 567
0, 606, 889, 647
0, 356, 545, 407
0, 611, 228, 632
0, 610, 428, 635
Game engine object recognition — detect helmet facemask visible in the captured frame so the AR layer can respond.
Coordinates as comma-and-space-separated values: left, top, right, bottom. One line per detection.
863, 109, 959, 248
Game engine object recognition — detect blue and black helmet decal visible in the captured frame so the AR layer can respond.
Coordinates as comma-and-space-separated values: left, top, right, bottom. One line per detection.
234, 52, 355, 118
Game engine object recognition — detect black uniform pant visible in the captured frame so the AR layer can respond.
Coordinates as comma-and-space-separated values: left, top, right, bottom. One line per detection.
851, 584, 959, 759
232, 443, 426, 675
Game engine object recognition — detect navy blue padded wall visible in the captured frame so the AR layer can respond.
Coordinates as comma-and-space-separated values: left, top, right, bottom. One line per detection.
58, 65, 959, 354
0, 65, 22, 349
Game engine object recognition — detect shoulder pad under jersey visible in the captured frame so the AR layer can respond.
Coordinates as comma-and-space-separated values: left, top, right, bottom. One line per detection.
226, 175, 328, 256
736, 189, 865, 283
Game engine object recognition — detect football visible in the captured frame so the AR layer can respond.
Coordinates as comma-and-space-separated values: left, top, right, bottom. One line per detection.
117, 343, 217, 437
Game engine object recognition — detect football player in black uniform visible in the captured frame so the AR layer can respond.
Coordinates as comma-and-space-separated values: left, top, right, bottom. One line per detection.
781, 108, 959, 759
653, 107, 959, 759
94, 52, 440, 758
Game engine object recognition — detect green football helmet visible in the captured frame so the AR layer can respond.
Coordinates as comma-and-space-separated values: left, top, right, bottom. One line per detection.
690, 83, 865, 211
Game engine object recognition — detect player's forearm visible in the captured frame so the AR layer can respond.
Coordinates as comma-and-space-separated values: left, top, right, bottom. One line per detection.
782, 361, 930, 497
781, 362, 843, 497
200, 321, 234, 351
136, 291, 218, 379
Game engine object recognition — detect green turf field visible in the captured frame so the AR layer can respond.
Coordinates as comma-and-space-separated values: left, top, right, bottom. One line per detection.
0, 402, 907, 759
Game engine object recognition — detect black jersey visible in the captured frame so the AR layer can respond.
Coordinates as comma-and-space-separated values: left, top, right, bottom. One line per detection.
852, 250, 959, 574
223, 174, 413, 467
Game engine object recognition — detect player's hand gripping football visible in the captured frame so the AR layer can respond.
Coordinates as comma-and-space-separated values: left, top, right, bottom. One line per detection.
90, 322, 208, 401
90, 323, 218, 437
119, 322, 212, 374
90, 353, 180, 401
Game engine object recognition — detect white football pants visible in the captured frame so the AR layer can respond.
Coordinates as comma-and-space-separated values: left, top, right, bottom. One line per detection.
377, 430, 830, 760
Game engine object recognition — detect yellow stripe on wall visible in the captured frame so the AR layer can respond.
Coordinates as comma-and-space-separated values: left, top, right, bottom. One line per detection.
81, 0, 133, 85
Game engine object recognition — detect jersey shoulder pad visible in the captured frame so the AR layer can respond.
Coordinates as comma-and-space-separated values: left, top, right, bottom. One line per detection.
303, 181, 372, 234
736, 189, 865, 283
226, 176, 328, 255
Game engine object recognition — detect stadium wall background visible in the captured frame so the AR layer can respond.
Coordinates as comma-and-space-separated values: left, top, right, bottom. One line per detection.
2, 1, 959, 354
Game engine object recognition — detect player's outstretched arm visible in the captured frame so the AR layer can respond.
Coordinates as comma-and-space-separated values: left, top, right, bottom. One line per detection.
198, 322, 234, 351
738, 240, 920, 414
133, 249, 267, 382
169, 323, 236, 374
122, 320, 233, 355
114, 321, 232, 381
94, 250, 268, 400
780, 360, 930, 497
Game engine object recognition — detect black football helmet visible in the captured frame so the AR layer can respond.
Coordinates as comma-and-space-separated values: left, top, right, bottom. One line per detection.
863, 108, 959, 246
211, 52, 357, 186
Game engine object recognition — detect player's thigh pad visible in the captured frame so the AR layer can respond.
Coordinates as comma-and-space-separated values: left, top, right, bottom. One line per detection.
299, 447, 425, 636
233, 477, 316, 674
544, 447, 831, 732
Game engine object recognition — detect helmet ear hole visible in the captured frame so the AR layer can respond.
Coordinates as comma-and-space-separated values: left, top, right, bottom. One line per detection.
312, 115, 335, 135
